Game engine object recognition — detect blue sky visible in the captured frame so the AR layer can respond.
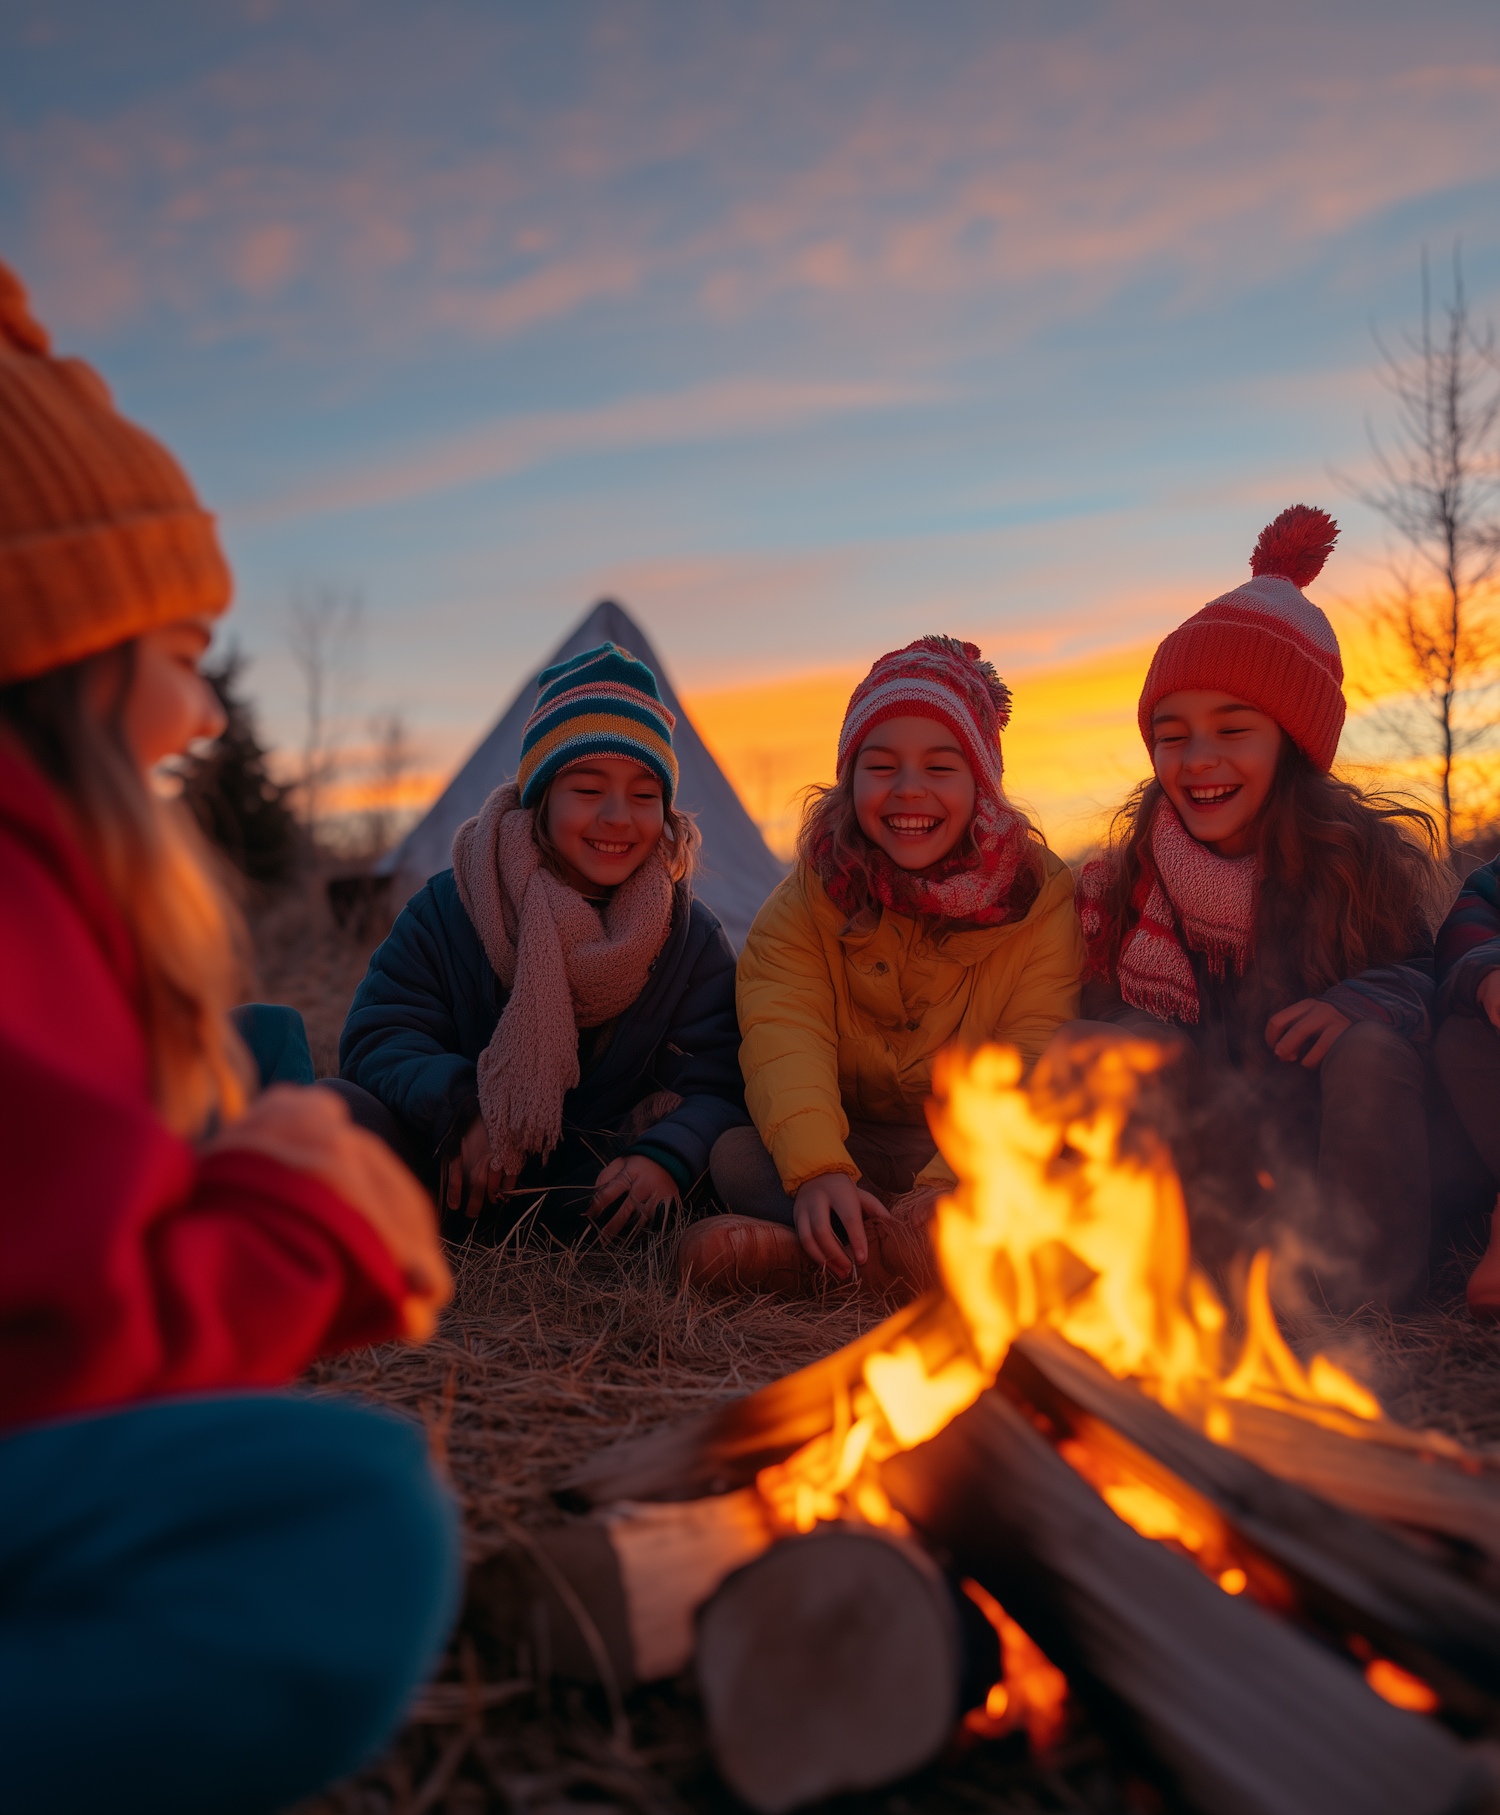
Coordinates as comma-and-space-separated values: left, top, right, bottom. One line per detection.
3, 0, 1498, 808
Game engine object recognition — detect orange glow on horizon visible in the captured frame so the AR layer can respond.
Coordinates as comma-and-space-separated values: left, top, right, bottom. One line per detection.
305, 588, 1486, 853
681, 641, 1165, 859
678, 594, 1488, 860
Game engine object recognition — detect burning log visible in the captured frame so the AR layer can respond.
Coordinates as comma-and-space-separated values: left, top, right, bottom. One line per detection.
567, 1040, 1500, 1594
880, 1387, 1491, 1815
1004, 1331, 1500, 1709
1209, 1392, 1500, 1563
559, 1291, 956, 1507
562, 1319, 1500, 1716
467, 1498, 989, 1815
695, 1526, 967, 1814
556, 1037, 1500, 1809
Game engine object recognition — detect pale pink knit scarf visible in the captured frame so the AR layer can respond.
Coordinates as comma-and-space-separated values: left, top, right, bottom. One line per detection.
1111, 800, 1259, 1023
452, 783, 675, 1175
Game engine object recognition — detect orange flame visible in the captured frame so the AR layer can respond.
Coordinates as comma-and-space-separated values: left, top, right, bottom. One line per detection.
1364, 1658, 1440, 1714
754, 1040, 1404, 1735
959, 1578, 1069, 1751
757, 1041, 1383, 1535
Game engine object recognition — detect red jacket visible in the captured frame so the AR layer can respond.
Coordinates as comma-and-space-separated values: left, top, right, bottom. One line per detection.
0, 738, 406, 1433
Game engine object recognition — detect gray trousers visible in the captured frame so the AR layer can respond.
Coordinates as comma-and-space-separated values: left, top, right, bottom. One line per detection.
710, 1121, 938, 1225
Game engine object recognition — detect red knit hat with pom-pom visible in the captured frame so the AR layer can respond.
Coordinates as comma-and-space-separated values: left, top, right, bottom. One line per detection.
0, 259, 230, 686
838, 633, 1013, 799
1137, 505, 1345, 771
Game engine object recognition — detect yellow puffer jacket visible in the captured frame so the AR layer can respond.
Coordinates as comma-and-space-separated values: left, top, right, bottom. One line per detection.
737, 850, 1082, 1194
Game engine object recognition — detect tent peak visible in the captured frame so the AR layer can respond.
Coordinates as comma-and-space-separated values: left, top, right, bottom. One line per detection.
375, 599, 787, 948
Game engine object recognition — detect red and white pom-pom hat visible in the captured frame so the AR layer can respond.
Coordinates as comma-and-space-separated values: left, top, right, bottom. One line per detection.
837, 633, 1012, 800
1137, 505, 1345, 772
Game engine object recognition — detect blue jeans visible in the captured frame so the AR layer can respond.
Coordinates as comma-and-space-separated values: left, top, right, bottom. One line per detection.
1, 1392, 460, 1814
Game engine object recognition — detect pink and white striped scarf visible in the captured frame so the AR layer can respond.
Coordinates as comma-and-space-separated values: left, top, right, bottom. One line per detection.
1078, 801, 1259, 1023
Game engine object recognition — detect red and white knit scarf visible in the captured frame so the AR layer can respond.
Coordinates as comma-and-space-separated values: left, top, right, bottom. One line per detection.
812, 793, 1038, 929
1078, 801, 1259, 1023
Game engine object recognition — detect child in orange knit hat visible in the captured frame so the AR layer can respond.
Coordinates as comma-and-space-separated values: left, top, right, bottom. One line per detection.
0, 261, 459, 1812
1075, 507, 1445, 1315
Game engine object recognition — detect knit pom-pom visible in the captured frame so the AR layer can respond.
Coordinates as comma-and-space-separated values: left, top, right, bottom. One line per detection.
915, 633, 1013, 725
1249, 505, 1338, 588
0, 260, 52, 356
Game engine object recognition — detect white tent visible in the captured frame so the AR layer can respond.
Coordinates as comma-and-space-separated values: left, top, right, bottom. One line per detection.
376, 600, 789, 948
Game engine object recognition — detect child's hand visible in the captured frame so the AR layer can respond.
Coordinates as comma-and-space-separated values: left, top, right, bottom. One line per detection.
1265, 999, 1353, 1069
444, 1114, 512, 1220
205, 1085, 452, 1341
589, 1154, 679, 1241
793, 1174, 891, 1278
1478, 967, 1500, 1030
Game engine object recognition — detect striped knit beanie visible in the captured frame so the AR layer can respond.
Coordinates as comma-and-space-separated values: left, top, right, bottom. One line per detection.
517, 641, 679, 808
0, 260, 231, 687
1138, 505, 1345, 772
837, 634, 1012, 799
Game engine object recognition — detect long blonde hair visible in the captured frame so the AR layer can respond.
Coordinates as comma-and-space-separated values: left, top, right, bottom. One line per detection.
1, 644, 253, 1136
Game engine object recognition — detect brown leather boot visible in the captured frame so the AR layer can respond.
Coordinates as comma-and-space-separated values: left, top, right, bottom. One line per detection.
856, 1190, 939, 1306
1467, 1197, 1500, 1322
677, 1215, 823, 1298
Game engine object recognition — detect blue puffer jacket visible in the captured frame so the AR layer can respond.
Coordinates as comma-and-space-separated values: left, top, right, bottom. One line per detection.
339, 871, 748, 1191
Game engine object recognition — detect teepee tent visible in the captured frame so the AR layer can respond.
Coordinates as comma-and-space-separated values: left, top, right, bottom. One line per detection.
376, 600, 788, 948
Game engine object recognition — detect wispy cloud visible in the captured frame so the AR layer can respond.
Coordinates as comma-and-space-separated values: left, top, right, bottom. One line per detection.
435, 252, 644, 337
236, 374, 939, 521
6, 0, 1496, 807
10, 7, 1498, 360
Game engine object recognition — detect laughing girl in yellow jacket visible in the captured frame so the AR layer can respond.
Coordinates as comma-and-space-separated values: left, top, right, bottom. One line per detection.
678, 635, 1083, 1299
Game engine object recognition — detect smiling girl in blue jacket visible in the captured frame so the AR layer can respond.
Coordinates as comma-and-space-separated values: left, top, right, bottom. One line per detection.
335, 642, 749, 1244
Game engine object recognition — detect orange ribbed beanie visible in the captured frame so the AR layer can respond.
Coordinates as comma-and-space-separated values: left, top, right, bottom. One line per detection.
1137, 505, 1345, 772
0, 260, 231, 687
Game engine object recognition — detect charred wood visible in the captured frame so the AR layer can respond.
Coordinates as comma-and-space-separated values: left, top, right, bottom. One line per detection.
880, 1389, 1492, 1815
1006, 1331, 1500, 1720
559, 1291, 951, 1506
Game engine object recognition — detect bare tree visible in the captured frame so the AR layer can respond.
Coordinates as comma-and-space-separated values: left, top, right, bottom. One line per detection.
287, 583, 364, 841
1354, 248, 1500, 856
363, 709, 418, 856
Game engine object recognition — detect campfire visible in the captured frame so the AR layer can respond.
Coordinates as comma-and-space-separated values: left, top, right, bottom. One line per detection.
546, 1036, 1500, 1814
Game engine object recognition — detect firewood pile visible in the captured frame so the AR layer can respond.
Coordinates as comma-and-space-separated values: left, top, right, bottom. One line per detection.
523, 1037, 1500, 1815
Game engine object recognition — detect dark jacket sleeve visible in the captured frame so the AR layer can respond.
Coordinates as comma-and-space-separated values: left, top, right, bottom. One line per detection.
1435, 857, 1500, 1019
1321, 928, 1435, 1046
1079, 975, 1163, 1031
338, 879, 488, 1150
625, 906, 749, 1189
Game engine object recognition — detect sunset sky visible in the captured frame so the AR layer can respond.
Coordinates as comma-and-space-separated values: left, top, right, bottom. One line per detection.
4, 2, 1498, 854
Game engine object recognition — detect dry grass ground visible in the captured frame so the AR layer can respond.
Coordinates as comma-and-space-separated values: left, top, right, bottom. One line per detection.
292, 1237, 1155, 1815
253, 876, 1500, 1815
249, 867, 393, 1078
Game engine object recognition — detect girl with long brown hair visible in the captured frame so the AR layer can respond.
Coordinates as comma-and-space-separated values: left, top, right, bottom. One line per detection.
1076, 506, 1444, 1313
680, 634, 1083, 1300
0, 262, 457, 1812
